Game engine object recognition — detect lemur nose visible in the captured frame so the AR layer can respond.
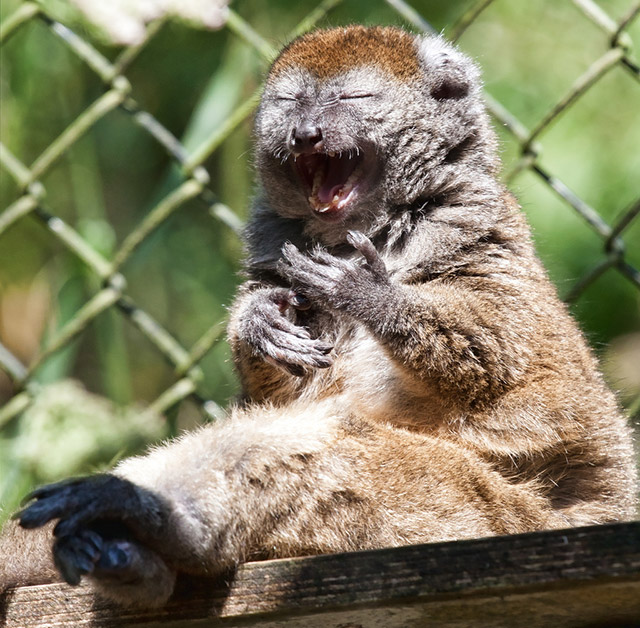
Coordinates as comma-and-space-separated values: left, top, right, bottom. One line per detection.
291, 123, 323, 153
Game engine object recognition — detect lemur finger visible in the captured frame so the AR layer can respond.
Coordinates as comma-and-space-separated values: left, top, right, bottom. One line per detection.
54, 503, 103, 538
18, 475, 121, 531
347, 231, 387, 277
278, 260, 337, 294
17, 487, 80, 528
262, 310, 312, 339
280, 241, 303, 262
314, 340, 335, 355
266, 327, 329, 354
265, 342, 334, 375
53, 529, 104, 585
279, 244, 336, 276
20, 477, 85, 506
267, 339, 334, 366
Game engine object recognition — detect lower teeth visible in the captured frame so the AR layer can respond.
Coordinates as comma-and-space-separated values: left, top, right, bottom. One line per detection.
309, 183, 355, 213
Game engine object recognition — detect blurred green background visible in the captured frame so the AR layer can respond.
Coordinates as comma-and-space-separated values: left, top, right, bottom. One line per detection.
1, 0, 639, 523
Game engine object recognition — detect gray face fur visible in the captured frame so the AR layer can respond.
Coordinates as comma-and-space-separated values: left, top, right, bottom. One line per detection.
254, 35, 498, 245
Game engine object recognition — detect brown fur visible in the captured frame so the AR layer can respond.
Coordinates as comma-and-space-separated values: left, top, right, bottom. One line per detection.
1, 26, 637, 609
229, 199, 637, 526
269, 26, 420, 80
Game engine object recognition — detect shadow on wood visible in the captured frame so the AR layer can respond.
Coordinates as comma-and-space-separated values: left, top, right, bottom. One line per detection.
2, 522, 639, 627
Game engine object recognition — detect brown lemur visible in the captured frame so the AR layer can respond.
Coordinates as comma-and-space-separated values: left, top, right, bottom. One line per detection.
1, 26, 637, 608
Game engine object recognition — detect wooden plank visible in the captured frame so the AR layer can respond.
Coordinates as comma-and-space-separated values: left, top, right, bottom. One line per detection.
1, 522, 639, 628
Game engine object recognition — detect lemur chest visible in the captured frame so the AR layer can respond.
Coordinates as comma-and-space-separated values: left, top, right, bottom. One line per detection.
304, 321, 447, 433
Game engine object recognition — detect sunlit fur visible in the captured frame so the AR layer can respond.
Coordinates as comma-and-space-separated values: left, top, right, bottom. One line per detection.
1, 26, 636, 609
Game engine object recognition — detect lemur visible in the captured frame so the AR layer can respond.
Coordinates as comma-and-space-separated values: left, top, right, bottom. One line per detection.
1, 25, 636, 608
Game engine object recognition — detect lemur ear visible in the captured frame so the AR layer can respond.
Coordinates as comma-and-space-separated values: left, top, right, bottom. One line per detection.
416, 36, 480, 101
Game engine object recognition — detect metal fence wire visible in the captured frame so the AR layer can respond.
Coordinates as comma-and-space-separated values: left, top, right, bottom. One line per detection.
0, 0, 639, 428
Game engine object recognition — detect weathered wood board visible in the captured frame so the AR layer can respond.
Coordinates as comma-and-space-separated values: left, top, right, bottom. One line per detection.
2, 522, 638, 628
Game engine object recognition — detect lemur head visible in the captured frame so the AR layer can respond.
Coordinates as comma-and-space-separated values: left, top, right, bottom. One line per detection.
255, 26, 498, 242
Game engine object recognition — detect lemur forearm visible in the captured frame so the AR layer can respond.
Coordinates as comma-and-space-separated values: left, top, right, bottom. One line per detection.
350, 280, 532, 401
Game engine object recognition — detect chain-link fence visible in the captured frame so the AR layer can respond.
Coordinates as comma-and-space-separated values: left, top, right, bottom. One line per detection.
1, 0, 639, 453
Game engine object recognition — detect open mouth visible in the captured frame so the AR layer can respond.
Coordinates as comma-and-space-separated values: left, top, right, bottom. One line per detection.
292, 151, 364, 220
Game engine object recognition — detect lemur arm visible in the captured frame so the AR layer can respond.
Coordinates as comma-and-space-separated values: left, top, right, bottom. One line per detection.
5, 400, 561, 607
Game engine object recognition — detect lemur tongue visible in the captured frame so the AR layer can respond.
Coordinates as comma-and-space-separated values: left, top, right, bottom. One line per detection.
316, 154, 358, 203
